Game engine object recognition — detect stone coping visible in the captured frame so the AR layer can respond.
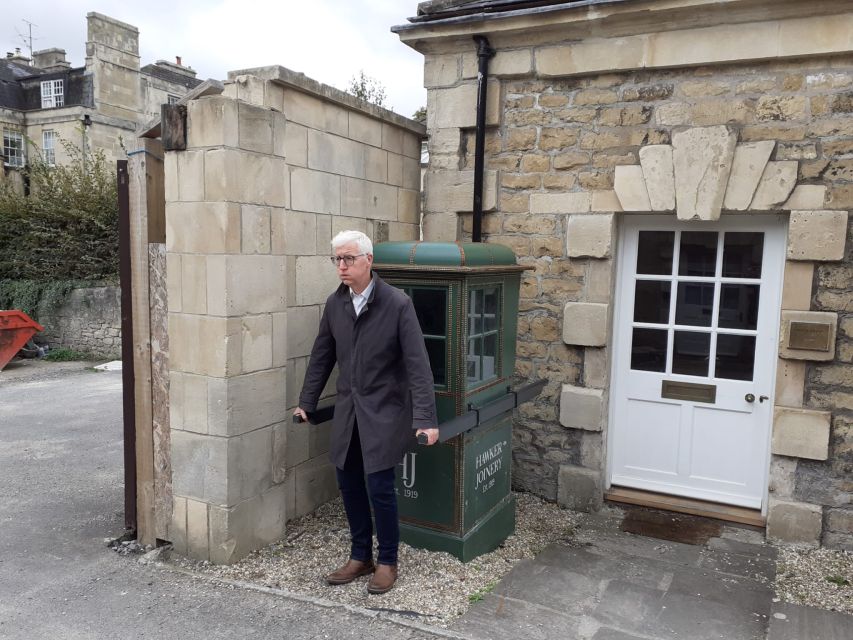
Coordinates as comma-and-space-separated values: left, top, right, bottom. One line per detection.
226, 65, 427, 137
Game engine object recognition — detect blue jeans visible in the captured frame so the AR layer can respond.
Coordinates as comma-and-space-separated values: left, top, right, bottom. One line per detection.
336, 423, 399, 566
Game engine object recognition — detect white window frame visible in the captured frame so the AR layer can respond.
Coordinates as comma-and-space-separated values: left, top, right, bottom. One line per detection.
3, 129, 25, 168
40, 79, 65, 108
167, 94, 180, 105
42, 130, 57, 166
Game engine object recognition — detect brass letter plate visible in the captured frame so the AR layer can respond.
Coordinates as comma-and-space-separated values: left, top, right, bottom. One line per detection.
661, 380, 717, 404
789, 321, 832, 351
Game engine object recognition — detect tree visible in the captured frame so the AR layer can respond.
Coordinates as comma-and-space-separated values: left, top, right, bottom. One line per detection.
412, 106, 427, 124
346, 70, 389, 109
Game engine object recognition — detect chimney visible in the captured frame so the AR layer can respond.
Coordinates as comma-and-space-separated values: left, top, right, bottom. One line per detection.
7, 47, 31, 65
154, 59, 197, 79
175, 56, 182, 66
32, 48, 72, 72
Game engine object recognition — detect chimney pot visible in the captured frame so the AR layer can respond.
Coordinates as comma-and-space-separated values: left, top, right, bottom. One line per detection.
176, 56, 182, 66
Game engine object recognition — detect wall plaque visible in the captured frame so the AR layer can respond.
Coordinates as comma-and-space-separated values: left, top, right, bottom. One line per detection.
789, 321, 832, 351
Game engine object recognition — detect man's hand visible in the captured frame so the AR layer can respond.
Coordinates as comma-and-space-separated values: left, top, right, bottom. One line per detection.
416, 428, 439, 446
293, 407, 308, 423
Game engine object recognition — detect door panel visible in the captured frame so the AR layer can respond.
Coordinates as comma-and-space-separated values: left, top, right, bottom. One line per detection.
610, 216, 785, 510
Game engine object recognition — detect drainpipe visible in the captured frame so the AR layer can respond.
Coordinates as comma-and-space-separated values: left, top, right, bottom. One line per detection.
472, 35, 495, 243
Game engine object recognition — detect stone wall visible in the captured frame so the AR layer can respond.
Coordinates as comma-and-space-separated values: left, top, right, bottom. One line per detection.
419, 43, 852, 547
36, 286, 121, 357
165, 67, 424, 563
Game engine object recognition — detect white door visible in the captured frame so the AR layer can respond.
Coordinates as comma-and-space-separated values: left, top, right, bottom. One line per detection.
609, 215, 785, 509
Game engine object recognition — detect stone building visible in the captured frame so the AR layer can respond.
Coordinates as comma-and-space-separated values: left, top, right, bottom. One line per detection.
394, 0, 852, 549
0, 12, 201, 178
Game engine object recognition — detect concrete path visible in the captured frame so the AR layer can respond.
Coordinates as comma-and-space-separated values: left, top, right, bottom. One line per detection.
0, 361, 452, 640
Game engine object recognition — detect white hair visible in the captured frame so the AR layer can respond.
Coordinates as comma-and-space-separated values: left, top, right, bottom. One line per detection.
331, 230, 373, 255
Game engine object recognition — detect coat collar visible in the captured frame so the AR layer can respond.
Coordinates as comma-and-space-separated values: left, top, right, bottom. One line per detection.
335, 272, 384, 305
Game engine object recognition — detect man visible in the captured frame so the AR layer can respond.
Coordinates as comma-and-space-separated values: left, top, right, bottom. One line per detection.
294, 230, 438, 595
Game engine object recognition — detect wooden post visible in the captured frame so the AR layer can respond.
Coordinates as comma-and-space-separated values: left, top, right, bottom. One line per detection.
127, 138, 165, 546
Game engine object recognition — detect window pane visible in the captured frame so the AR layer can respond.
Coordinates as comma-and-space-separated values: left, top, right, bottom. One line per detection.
718, 284, 759, 330
631, 328, 667, 372
411, 288, 447, 336
468, 290, 482, 336
483, 287, 499, 332
424, 338, 446, 387
633, 281, 671, 324
672, 331, 711, 377
715, 335, 755, 381
722, 232, 764, 279
675, 282, 715, 327
679, 231, 718, 277
482, 333, 497, 380
637, 231, 674, 275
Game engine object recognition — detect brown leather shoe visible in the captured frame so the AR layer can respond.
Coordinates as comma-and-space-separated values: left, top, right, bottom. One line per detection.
367, 563, 398, 594
326, 558, 375, 585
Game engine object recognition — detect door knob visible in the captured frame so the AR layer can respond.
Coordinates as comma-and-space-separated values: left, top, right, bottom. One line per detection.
745, 393, 755, 403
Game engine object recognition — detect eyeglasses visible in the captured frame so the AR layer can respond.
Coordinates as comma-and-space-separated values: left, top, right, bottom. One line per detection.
329, 253, 366, 267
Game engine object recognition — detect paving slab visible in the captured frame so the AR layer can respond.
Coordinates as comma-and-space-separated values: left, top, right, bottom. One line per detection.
447, 592, 582, 640
768, 602, 853, 640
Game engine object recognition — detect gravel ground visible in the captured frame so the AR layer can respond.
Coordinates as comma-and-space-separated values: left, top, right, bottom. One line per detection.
171, 492, 579, 624
775, 545, 853, 615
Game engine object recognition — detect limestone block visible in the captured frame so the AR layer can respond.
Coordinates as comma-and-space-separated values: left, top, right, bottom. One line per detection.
639, 145, 675, 211
348, 112, 382, 148
427, 82, 500, 130
672, 126, 737, 221
323, 102, 349, 138
166, 253, 182, 313
425, 170, 497, 213
169, 372, 209, 433
491, 49, 533, 76
723, 141, 775, 210
781, 261, 813, 311
172, 430, 228, 504
402, 156, 421, 191
402, 132, 423, 161
772, 407, 831, 460
559, 384, 604, 431
281, 89, 325, 130
315, 215, 332, 254
331, 215, 368, 238
308, 130, 366, 179
531, 192, 590, 214
586, 259, 614, 303
591, 190, 623, 212
165, 202, 241, 254
237, 101, 273, 155
750, 161, 798, 210
583, 348, 609, 389
287, 305, 320, 359
787, 210, 849, 261
271, 209, 317, 256
204, 148, 288, 208
272, 111, 287, 159
365, 146, 388, 183
226, 426, 274, 503
614, 165, 651, 211
537, 38, 645, 77
180, 255, 207, 315
272, 312, 287, 368
381, 123, 403, 155
294, 256, 343, 306
208, 483, 288, 564
284, 122, 308, 167
175, 150, 205, 203
556, 464, 603, 513
423, 211, 459, 242
228, 75, 266, 107
290, 168, 340, 215
566, 214, 615, 259
286, 356, 309, 409
207, 369, 287, 437
424, 53, 459, 88
775, 359, 806, 408
169, 496, 188, 556
241, 205, 271, 255
779, 310, 837, 361
169, 314, 242, 376
783, 185, 826, 210
164, 152, 179, 204
398, 189, 420, 225
285, 420, 310, 469
206, 255, 287, 316
767, 498, 822, 546
185, 498, 210, 561
241, 314, 273, 374
293, 456, 338, 518
341, 178, 398, 221
187, 97, 238, 148
272, 422, 288, 482
387, 153, 403, 187
563, 302, 609, 346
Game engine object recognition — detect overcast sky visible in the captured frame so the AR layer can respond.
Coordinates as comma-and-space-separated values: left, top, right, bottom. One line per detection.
1, 1, 427, 118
